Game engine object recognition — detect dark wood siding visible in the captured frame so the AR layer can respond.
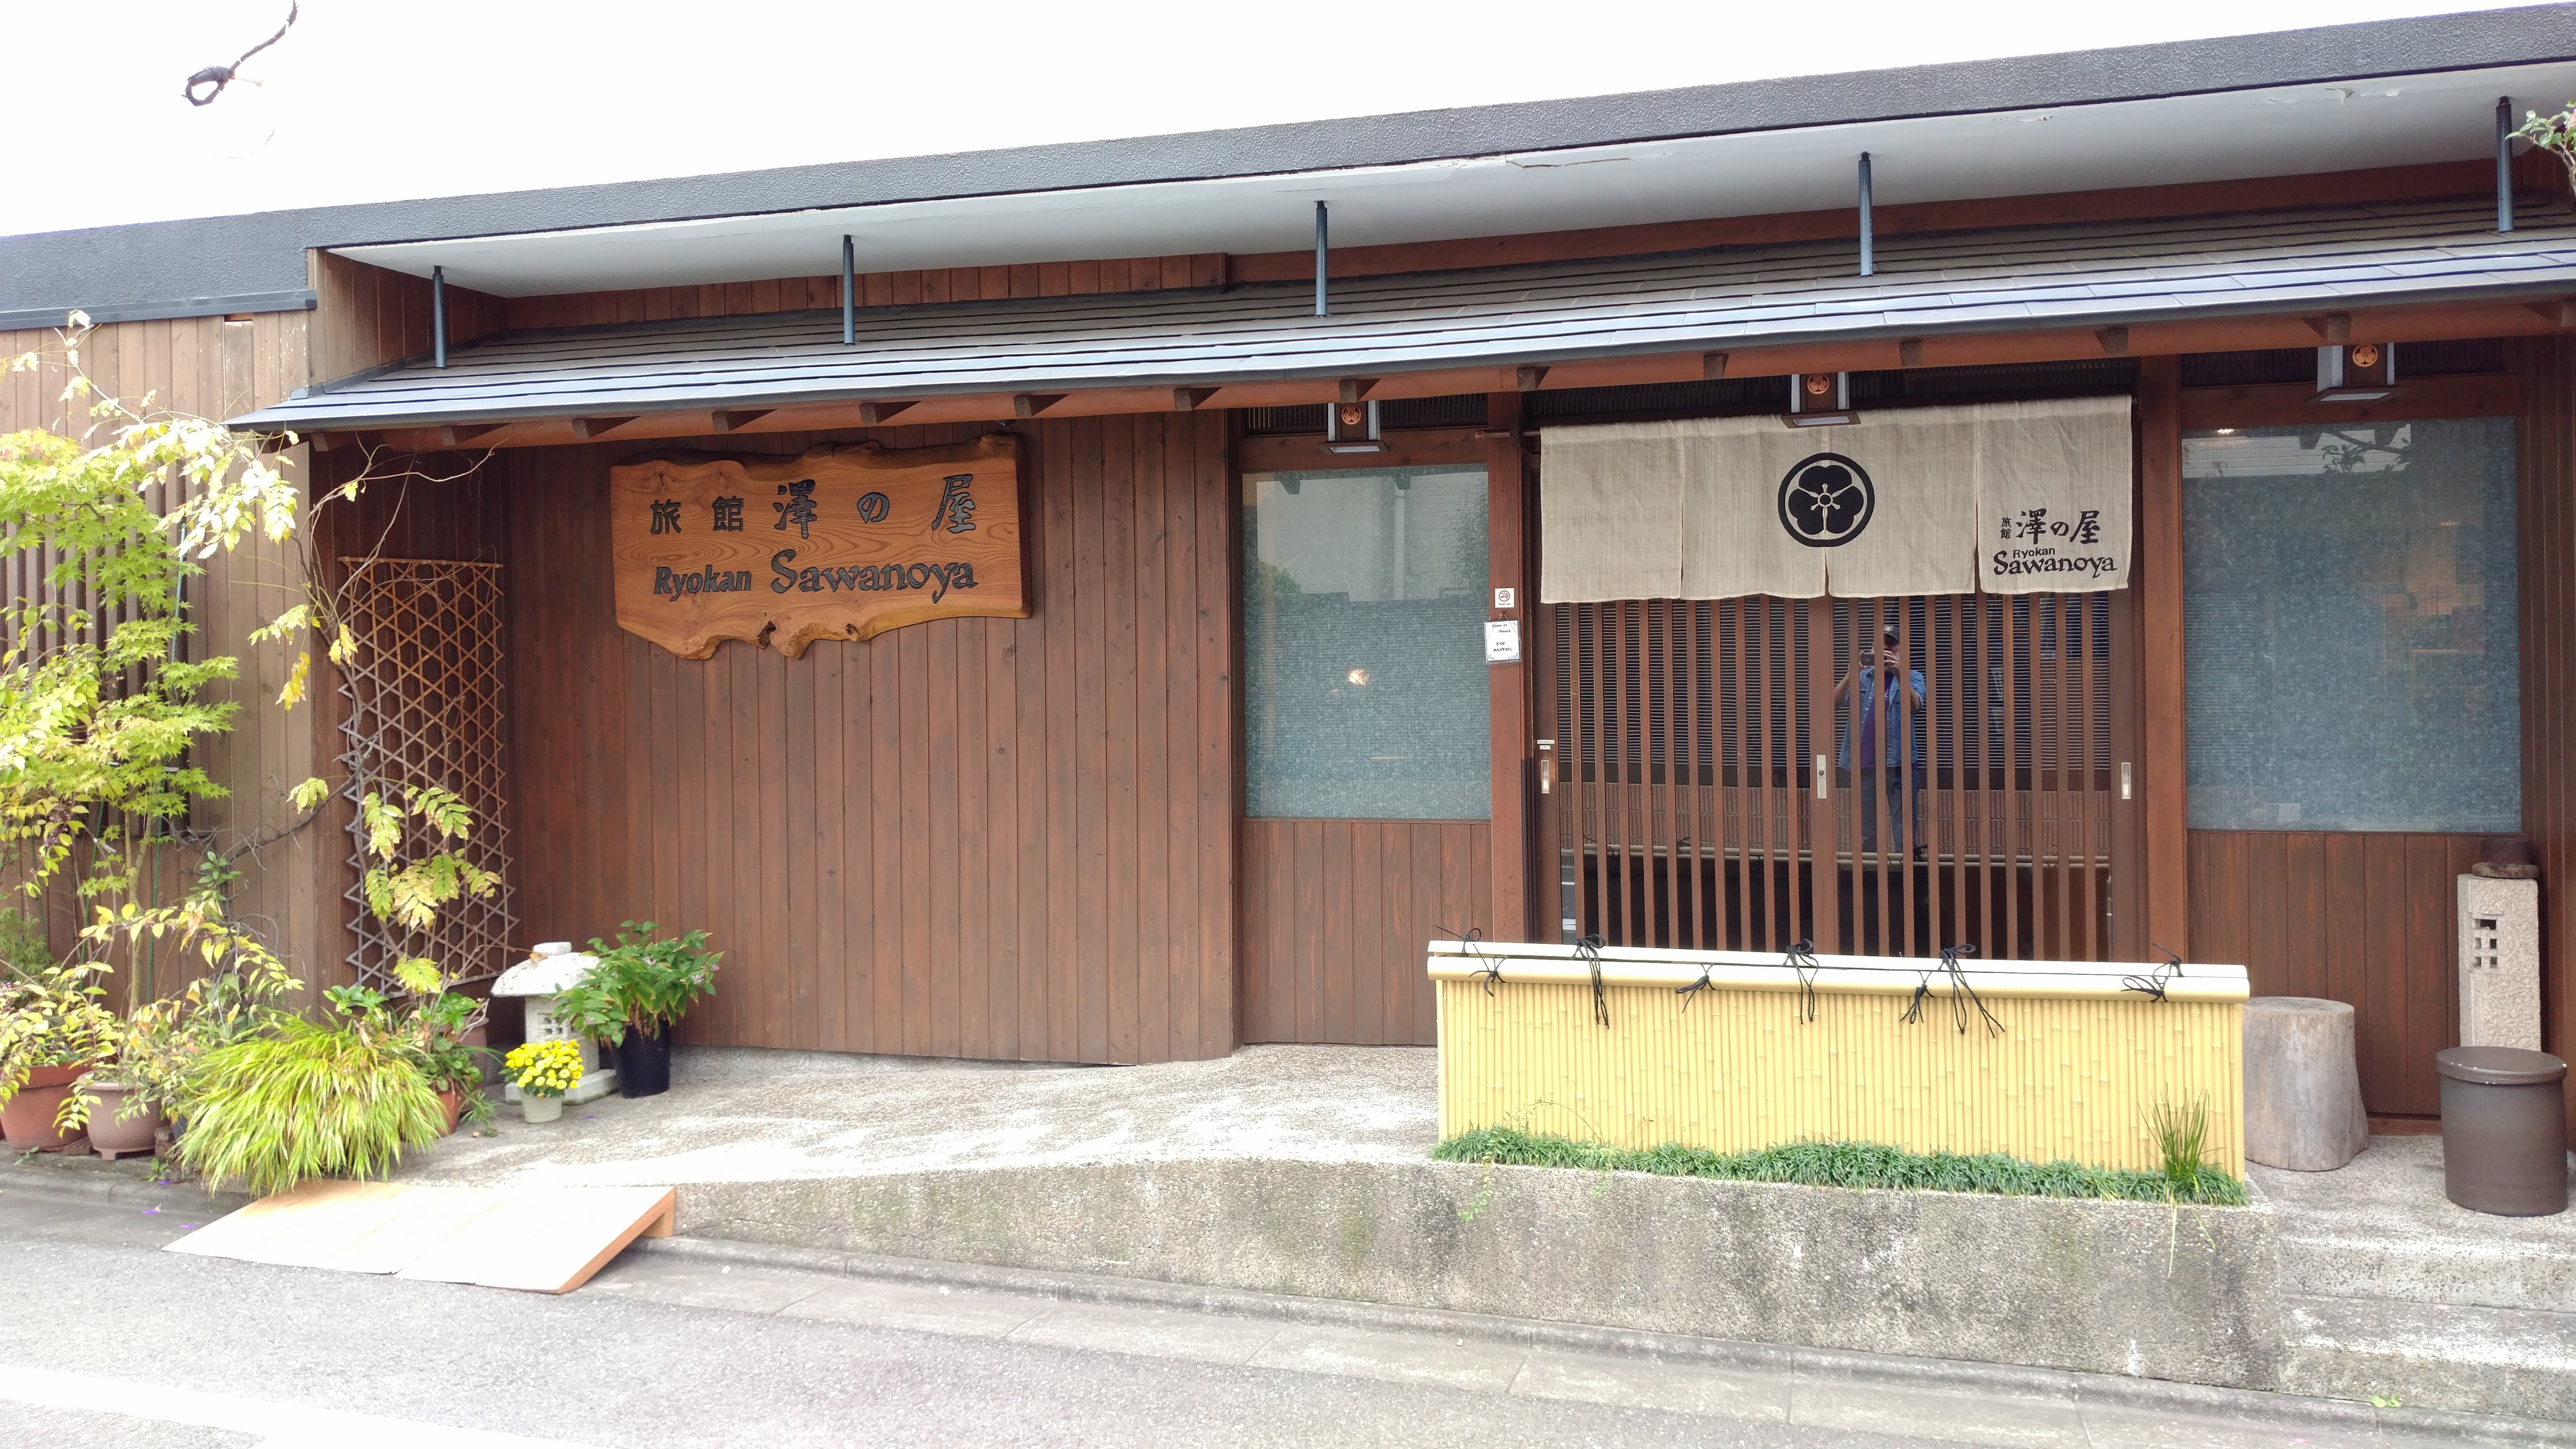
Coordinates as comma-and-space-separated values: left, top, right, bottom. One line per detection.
501, 255, 1228, 332
1239, 819, 1492, 1046
2188, 829, 2482, 1117
502, 413, 1237, 1064
2, 313, 328, 999
2517, 336, 2576, 1146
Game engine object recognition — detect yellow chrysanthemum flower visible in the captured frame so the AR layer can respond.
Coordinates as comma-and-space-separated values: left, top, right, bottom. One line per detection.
505, 1038, 585, 1099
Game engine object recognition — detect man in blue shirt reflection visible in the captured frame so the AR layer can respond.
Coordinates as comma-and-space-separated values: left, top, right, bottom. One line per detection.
1834, 624, 1926, 861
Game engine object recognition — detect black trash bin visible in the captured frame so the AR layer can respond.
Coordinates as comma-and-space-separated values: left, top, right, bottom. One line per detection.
2435, 1046, 2568, 1216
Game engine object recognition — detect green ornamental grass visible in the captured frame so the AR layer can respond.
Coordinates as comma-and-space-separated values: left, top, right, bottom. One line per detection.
1432, 1126, 2249, 1207
176, 1018, 447, 1196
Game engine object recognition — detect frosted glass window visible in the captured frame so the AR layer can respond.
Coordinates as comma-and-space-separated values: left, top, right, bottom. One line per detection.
1244, 467, 1491, 820
2183, 418, 2518, 832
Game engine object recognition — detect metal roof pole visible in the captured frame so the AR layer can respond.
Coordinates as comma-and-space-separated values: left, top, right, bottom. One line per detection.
1314, 201, 1329, 317
2497, 97, 2516, 234
841, 235, 856, 344
432, 265, 447, 368
1858, 154, 1875, 277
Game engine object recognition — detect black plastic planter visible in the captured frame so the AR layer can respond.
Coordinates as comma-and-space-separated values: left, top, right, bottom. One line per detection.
617, 1026, 672, 1098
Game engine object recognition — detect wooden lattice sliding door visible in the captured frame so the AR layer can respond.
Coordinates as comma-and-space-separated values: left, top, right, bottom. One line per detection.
336, 558, 519, 990
1535, 592, 2137, 962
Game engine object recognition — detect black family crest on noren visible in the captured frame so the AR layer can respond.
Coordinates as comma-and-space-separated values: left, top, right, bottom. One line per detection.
1777, 453, 1875, 548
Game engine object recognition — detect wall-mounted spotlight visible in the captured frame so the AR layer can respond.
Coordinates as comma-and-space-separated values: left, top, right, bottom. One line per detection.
1784, 371, 1856, 427
2312, 342, 2399, 403
1324, 398, 1385, 454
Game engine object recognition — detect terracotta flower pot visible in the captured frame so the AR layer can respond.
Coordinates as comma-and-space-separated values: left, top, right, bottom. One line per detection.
437, 1088, 464, 1136
19, 1062, 92, 1091
3, 1062, 99, 1152
2, 1079, 84, 1152
82, 1082, 159, 1158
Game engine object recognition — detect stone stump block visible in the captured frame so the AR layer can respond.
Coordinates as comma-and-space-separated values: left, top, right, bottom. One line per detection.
2245, 996, 2370, 1171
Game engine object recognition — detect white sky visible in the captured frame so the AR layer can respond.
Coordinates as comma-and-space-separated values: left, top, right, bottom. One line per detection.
0, 0, 2552, 237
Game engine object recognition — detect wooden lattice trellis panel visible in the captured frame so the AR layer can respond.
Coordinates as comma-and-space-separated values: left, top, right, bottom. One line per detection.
337, 558, 517, 991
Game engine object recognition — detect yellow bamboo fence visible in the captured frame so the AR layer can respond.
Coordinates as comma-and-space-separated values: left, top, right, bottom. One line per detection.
1430, 942, 2246, 1175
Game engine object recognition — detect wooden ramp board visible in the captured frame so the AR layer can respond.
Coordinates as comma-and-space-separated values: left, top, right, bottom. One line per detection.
395, 1186, 676, 1293
169, 1182, 675, 1294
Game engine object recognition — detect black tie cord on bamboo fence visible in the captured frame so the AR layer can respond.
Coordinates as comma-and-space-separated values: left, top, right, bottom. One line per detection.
1576, 933, 1610, 1027
1443, 925, 1502, 995
2122, 945, 2186, 1002
1675, 938, 1820, 1022
1904, 944, 2000, 1037
1787, 939, 1821, 1023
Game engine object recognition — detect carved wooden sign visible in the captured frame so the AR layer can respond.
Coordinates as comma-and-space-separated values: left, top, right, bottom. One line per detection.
610, 436, 1026, 658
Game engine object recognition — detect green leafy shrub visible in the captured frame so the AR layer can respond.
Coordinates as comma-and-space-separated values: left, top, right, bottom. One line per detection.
551, 921, 720, 1046
1432, 1127, 2249, 1207
326, 958, 493, 1124
175, 1017, 445, 1195
0, 908, 49, 973
56, 956, 293, 1133
0, 959, 119, 1104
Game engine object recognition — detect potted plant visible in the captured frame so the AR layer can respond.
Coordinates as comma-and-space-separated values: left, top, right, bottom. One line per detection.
0, 959, 121, 1152
328, 961, 493, 1136
408, 989, 494, 1135
175, 1013, 448, 1195
503, 1038, 583, 1122
57, 952, 294, 1159
65, 1000, 182, 1160
551, 921, 719, 1099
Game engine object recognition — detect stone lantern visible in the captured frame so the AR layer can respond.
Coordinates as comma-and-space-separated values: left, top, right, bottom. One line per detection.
491, 941, 618, 1104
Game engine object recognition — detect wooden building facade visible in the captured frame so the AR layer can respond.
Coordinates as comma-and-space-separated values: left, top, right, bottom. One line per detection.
7, 11, 2576, 1141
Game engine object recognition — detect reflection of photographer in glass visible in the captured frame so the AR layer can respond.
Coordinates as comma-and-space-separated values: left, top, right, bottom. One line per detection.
1835, 624, 1926, 861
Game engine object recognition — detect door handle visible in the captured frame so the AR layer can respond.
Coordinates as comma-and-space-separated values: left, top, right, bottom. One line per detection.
1815, 754, 1828, 799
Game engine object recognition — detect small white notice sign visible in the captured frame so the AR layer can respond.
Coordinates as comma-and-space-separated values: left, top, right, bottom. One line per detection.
1483, 619, 1521, 663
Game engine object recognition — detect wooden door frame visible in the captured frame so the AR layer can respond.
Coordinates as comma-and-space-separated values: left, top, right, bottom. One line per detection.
1487, 393, 1537, 941
2137, 358, 2189, 960
2163, 356, 2528, 1121
2152, 360, 2526, 969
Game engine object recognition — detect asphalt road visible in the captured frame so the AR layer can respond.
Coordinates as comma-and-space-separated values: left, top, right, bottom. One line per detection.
0, 1182, 2458, 1449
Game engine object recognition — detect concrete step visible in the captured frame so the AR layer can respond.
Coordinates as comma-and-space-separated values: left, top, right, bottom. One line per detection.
2276, 1226, 2576, 1315
2277, 1292, 2576, 1422
2253, 1137, 2576, 1316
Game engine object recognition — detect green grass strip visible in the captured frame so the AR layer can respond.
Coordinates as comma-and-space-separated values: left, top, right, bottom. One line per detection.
1432, 1127, 2249, 1207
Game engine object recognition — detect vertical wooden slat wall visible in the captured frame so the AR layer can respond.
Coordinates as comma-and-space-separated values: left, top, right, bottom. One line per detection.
307, 252, 504, 387
499, 254, 1230, 332
502, 413, 1238, 1064
1, 313, 324, 999
1238, 820, 1494, 1046
2188, 831, 2483, 1118
2516, 336, 2576, 1146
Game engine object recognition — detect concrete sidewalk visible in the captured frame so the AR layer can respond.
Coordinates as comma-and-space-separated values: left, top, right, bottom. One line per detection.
388, 1044, 2576, 1420
407, 1044, 1440, 1187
